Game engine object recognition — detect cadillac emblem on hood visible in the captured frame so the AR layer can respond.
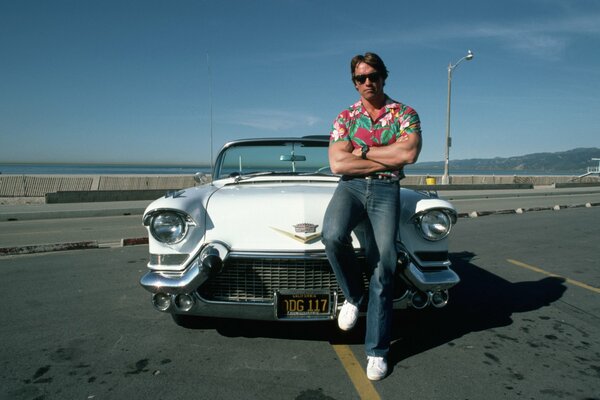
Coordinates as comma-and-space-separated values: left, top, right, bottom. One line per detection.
293, 223, 318, 233
271, 223, 321, 244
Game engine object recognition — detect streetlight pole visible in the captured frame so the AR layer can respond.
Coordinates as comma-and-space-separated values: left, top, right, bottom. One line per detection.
441, 50, 474, 185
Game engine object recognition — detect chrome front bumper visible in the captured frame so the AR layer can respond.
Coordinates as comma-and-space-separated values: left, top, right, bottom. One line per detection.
402, 262, 460, 292
140, 259, 210, 295
140, 247, 461, 320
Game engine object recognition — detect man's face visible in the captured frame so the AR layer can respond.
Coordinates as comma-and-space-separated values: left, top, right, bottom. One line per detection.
353, 62, 384, 102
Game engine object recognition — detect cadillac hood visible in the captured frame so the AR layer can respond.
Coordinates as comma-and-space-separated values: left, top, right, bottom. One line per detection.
144, 177, 455, 258
204, 182, 338, 252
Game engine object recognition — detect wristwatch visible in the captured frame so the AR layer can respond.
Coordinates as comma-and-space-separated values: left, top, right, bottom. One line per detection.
361, 145, 369, 160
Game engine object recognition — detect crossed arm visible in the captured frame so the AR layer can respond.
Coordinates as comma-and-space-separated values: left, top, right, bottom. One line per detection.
328, 133, 422, 176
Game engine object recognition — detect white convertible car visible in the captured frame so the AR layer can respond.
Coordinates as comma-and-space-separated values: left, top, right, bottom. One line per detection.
140, 136, 459, 326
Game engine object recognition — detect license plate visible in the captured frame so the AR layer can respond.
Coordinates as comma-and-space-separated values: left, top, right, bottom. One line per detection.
275, 290, 333, 320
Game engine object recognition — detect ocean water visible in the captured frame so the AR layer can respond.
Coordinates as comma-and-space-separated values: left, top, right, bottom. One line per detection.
0, 163, 580, 176
0, 163, 212, 175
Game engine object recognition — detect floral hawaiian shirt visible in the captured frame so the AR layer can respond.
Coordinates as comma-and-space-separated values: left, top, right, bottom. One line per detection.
330, 96, 421, 177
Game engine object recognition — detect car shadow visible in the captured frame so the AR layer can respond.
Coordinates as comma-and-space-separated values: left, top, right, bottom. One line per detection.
387, 251, 567, 365
178, 251, 567, 361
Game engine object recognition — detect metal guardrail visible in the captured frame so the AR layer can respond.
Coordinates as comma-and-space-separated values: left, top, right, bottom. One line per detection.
0, 176, 94, 197
0, 175, 200, 197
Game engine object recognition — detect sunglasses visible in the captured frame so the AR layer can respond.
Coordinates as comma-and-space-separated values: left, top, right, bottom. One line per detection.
353, 72, 381, 84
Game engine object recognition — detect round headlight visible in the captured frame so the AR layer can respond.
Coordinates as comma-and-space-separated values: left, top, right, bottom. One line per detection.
150, 212, 187, 244
418, 210, 452, 241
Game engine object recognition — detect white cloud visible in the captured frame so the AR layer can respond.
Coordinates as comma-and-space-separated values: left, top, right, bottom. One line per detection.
345, 11, 600, 62
456, 13, 600, 60
228, 109, 321, 131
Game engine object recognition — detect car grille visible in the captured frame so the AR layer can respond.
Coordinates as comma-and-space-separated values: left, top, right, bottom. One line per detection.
198, 256, 368, 303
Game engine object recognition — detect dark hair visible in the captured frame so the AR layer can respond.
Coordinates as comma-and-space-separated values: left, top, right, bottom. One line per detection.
351, 52, 389, 82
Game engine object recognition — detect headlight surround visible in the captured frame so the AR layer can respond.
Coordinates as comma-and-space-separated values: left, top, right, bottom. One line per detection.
416, 209, 455, 241
149, 211, 189, 244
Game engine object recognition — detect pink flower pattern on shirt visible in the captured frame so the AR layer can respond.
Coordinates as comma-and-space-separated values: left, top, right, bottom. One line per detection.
330, 96, 421, 177
330, 97, 420, 148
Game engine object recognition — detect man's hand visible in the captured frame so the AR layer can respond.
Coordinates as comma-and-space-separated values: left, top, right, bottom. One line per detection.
329, 140, 384, 175
350, 135, 410, 157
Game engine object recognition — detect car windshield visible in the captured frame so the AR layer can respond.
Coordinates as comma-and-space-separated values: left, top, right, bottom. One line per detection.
214, 140, 331, 179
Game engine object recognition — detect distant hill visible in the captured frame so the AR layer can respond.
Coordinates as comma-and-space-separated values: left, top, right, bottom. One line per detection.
412, 147, 600, 173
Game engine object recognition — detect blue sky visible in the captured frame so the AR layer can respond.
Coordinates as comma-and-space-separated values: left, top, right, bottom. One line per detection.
1, 0, 599, 165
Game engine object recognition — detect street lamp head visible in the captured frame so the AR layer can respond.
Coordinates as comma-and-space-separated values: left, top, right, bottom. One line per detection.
449, 50, 475, 71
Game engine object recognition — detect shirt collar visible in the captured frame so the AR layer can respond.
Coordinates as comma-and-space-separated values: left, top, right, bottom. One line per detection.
352, 96, 401, 114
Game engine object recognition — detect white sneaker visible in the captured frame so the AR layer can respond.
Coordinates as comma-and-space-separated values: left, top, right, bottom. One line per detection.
366, 356, 388, 381
337, 301, 359, 331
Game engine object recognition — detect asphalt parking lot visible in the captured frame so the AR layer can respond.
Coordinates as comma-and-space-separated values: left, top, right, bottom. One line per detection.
0, 202, 598, 399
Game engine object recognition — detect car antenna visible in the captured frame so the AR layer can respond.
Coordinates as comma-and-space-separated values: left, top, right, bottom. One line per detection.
195, 53, 215, 186
207, 53, 214, 176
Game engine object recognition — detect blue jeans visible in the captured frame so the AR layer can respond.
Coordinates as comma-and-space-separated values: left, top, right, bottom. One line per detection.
322, 177, 399, 358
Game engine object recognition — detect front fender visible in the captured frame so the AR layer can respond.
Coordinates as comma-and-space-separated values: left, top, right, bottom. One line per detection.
143, 184, 218, 270
399, 189, 457, 264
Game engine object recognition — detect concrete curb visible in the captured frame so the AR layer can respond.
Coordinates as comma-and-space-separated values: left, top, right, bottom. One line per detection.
441, 189, 600, 201
122, 237, 149, 246
0, 241, 99, 256
458, 201, 599, 218
0, 207, 147, 222
0, 237, 150, 257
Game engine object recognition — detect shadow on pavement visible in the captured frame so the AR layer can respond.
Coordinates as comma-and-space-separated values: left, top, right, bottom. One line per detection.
172, 251, 567, 362
388, 251, 567, 365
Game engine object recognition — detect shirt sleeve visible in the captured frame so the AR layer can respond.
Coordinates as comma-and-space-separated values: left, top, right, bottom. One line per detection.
398, 107, 421, 138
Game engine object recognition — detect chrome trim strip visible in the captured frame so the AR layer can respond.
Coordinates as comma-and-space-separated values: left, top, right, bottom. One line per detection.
402, 262, 460, 291
226, 250, 363, 260
418, 260, 453, 268
162, 290, 410, 321
150, 253, 189, 266
140, 258, 210, 294
143, 208, 197, 226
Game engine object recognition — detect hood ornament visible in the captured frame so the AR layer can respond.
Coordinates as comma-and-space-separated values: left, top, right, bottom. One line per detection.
271, 223, 321, 244
293, 223, 318, 234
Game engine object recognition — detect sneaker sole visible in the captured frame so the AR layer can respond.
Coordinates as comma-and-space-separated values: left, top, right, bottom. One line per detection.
338, 322, 356, 331
367, 372, 386, 381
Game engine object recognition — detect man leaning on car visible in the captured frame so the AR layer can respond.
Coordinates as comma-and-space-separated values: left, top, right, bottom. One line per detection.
322, 52, 422, 381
